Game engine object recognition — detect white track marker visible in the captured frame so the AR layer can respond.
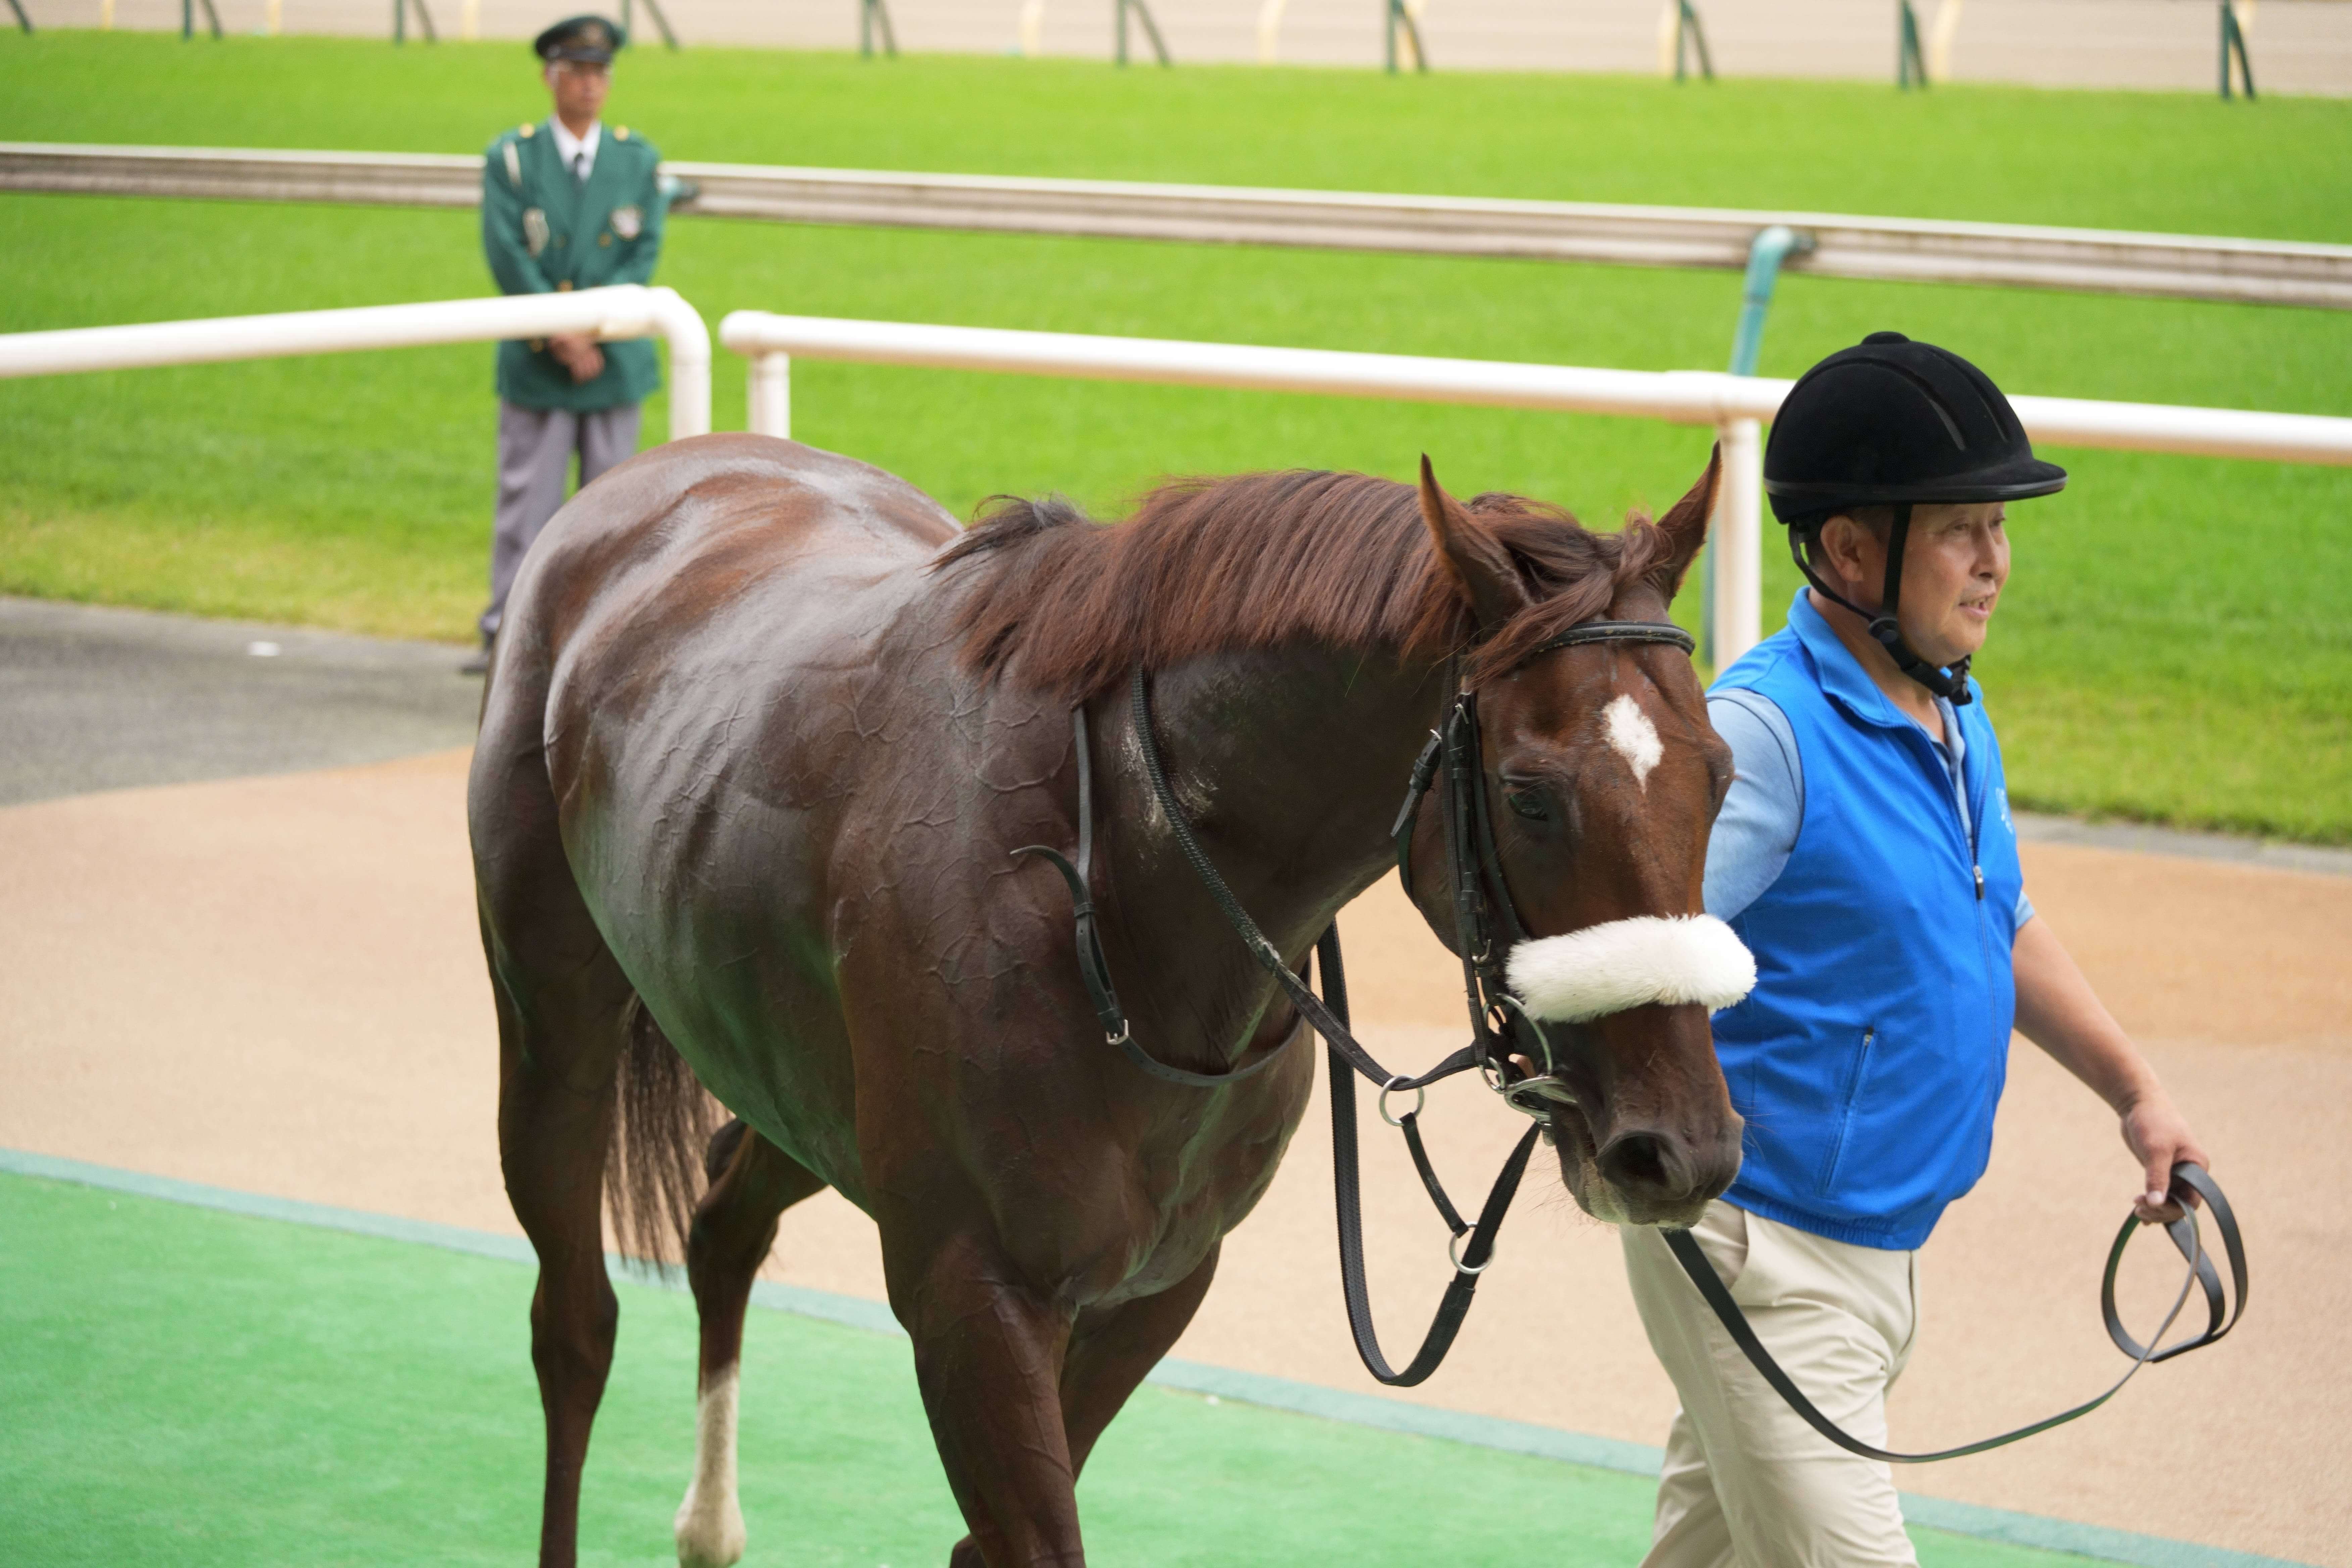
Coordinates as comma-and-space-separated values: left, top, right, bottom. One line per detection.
1256, 0, 1286, 64
674, 1364, 746, 1568
1657, 0, 1677, 76
1929, 0, 1964, 82
461, 0, 480, 40
1018, 0, 1045, 56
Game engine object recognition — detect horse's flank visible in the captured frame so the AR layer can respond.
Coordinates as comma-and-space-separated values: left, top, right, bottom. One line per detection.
936, 469, 1681, 702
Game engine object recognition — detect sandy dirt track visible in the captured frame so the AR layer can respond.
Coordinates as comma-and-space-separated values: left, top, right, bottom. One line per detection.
2, 748, 2346, 1564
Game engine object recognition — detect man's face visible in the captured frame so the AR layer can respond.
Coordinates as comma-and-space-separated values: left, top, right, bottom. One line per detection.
1820, 501, 2011, 668
544, 59, 610, 127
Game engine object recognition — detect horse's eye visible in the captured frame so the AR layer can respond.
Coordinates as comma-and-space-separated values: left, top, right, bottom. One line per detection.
1506, 787, 1550, 822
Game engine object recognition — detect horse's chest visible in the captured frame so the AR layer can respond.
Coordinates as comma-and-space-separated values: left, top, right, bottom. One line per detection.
1077, 1065, 1313, 1307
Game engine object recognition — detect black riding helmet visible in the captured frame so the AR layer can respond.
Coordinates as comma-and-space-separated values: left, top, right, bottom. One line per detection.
1764, 332, 2065, 704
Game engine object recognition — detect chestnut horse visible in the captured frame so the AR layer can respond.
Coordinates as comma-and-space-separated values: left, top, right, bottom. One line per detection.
469, 435, 1743, 1567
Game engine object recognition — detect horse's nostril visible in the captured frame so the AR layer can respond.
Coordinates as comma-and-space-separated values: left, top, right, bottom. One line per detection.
1598, 1131, 1680, 1197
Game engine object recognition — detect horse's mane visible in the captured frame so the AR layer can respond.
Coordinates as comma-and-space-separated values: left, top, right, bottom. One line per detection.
934, 469, 1674, 700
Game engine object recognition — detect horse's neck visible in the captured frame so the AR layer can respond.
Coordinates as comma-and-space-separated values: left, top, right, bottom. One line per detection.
1112, 646, 1447, 961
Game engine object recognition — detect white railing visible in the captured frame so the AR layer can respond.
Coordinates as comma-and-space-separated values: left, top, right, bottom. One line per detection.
0, 285, 713, 442
12, 143, 2352, 310
719, 310, 2352, 667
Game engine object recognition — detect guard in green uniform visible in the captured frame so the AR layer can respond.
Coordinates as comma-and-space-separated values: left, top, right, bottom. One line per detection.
470, 13, 668, 670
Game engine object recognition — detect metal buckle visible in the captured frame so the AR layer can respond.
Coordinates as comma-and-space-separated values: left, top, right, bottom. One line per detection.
1378, 1077, 1426, 1127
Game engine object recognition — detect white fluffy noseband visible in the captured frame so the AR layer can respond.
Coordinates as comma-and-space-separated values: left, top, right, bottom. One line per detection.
1505, 916, 1756, 1024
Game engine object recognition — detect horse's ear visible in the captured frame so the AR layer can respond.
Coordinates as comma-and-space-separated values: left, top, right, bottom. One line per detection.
1419, 454, 1530, 635
1645, 444, 1722, 603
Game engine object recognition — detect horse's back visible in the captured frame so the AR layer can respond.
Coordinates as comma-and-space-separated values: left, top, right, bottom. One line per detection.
470, 436, 969, 1166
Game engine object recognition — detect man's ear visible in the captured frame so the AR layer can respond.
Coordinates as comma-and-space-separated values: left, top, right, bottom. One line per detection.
1644, 444, 1722, 603
1419, 454, 1530, 635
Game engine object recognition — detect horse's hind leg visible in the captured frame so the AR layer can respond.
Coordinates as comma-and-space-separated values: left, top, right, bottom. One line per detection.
674, 1118, 827, 1568
477, 740, 643, 1568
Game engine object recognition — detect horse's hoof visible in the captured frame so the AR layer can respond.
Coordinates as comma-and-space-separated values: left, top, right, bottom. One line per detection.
674, 1485, 746, 1568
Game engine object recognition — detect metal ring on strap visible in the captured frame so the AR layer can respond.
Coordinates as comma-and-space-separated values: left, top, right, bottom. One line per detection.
1379, 1077, 1426, 1128
1449, 1227, 1496, 1276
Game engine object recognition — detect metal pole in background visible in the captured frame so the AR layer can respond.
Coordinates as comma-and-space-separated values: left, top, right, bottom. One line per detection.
6, 0, 32, 36
636, 0, 680, 49
1702, 223, 1807, 670
1117, 0, 1170, 66
861, 0, 897, 56
1674, 0, 1713, 82
1897, 0, 1927, 87
2220, 0, 2256, 99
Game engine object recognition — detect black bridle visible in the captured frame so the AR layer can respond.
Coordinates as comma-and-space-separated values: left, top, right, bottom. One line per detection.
1020, 618, 1697, 1384
1016, 618, 2247, 1429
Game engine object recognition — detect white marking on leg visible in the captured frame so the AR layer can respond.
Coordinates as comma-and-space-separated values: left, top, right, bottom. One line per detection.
674, 1363, 747, 1568
1602, 694, 1664, 789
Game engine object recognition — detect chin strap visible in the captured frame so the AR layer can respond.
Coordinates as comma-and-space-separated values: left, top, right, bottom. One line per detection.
1790, 503, 1974, 706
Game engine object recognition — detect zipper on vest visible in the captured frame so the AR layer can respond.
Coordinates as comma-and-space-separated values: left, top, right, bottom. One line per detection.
1973, 865, 1984, 901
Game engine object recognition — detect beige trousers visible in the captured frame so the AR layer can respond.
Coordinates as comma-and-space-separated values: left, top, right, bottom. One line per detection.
1620, 1202, 1921, 1568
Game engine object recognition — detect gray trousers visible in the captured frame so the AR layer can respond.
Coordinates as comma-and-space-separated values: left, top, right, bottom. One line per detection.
482, 399, 642, 640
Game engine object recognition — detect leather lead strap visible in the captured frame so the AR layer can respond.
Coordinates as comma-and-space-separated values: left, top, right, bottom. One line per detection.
1663, 1162, 2246, 1462
1324, 927, 1544, 1386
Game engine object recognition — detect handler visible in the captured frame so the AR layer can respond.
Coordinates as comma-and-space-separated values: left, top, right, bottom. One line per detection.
1619, 332, 2211, 1567
468, 13, 667, 673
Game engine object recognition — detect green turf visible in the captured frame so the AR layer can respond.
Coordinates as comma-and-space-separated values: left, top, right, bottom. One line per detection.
0, 1172, 2082, 1566
0, 36, 2348, 838
6, 34, 2351, 239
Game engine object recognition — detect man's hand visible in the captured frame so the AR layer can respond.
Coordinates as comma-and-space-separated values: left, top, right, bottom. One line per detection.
548, 333, 605, 384
2119, 1088, 2209, 1224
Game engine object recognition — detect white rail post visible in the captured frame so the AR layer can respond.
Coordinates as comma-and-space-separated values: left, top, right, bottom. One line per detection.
644, 286, 712, 442
1711, 416, 1764, 670
747, 352, 791, 439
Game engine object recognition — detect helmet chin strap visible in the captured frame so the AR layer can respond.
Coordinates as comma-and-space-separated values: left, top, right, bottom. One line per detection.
1790, 503, 1974, 707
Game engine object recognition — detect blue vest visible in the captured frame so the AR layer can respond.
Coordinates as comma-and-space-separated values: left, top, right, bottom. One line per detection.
1709, 593, 2025, 1250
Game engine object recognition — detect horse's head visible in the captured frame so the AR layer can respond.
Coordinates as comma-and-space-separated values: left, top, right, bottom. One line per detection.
1407, 452, 1745, 1229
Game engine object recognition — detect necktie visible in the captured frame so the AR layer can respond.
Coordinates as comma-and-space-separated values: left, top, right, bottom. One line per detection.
573, 151, 588, 186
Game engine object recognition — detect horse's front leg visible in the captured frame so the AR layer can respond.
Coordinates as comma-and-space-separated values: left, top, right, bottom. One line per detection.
1058, 1243, 1221, 1479
894, 1232, 1083, 1568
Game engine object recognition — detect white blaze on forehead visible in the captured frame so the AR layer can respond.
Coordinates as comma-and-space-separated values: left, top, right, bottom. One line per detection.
1602, 694, 1664, 789
675, 1364, 748, 1568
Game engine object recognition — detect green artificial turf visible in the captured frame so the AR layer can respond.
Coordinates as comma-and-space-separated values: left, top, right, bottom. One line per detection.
0, 36, 2347, 838
0, 1172, 2079, 1566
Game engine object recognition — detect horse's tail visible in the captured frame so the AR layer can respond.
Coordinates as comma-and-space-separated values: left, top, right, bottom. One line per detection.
606, 994, 724, 1273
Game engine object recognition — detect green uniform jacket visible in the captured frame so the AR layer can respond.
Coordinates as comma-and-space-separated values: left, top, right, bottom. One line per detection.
481, 118, 668, 411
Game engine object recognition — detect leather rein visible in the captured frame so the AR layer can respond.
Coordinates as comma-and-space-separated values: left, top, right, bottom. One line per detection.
1015, 619, 2248, 1436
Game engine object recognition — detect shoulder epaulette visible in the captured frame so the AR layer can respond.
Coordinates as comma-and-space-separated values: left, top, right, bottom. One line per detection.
614, 125, 631, 141
519, 122, 536, 137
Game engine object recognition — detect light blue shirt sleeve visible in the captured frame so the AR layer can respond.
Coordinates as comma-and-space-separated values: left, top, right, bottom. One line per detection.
1703, 688, 2033, 929
1703, 691, 1803, 924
